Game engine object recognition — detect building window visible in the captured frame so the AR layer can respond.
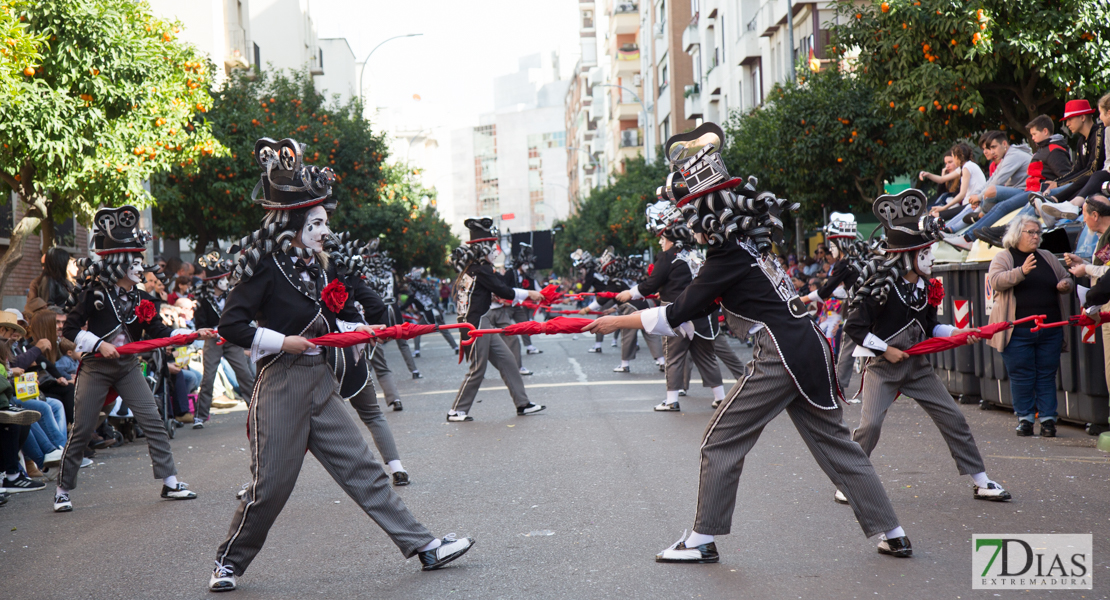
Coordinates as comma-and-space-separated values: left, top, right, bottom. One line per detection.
474, 125, 499, 216
582, 9, 593, 29
750, 65, 761, 107
661, 119, 670, 146
659, 63, 669, 95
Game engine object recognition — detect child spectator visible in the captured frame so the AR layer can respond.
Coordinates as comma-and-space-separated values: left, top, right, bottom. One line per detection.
166, 276, 192, 305
1026, 115, 1073, 192
56, 339, 78, 380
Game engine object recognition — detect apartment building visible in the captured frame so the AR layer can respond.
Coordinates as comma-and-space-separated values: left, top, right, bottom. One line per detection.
606, 0, 647, 171
639, 0, 697, 155
681, 0, 837, 123
148, 0, 253, 87
565, 1, 603, 214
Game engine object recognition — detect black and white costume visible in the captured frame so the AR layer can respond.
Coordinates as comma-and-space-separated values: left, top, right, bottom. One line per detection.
210, 138, 471, 592
840, 189, 1009, 505
586, 248, 664, 372
625, 124, 909, 563
571, 249, 614, 351
503, 243, 543, 360
194, 252, 256, 427
361, 242, 420, 383
448, 218, 544, 421
402, 268, 458, 353
57, 206, 198, 512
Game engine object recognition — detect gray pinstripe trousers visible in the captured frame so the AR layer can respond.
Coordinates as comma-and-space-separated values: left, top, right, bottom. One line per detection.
665, 333, 723, 391
369, 346, 401, 404
837, 336, 858, 396
488, 306, 523, 369
349, 359, 400, 464
680, 336, 748, 388
451, 314, 530, 414
853, 354, 986, 476
618, 303, 663, 362
694, 328, 900, 538
510, 305, 534, 347
59, 355, 177, 491
215, 352, 432, 575
196, 338, 256, 421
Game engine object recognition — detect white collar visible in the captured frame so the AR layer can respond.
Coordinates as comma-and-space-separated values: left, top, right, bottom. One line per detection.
901, 276, 926, 289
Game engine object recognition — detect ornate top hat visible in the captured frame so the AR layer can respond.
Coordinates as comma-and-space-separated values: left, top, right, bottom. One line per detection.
657, 123, 742, 208
597, 246, 619, 273
463, 217, 498, 243
251, 137, 337, 211
91, 206, 150, 255
826, 212, 858, 240
873, 189, 945, 253
405, 267, 425, 281
570, 248, 595, 269
515, 243, 535, 268
197, 251, 233, 280
645, 200, 681, 237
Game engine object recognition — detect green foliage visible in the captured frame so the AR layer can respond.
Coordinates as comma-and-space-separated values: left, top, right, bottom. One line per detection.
722, 66, 938, 224
831, 0, 1110, 138
153, 69, 457, 274
0, 0, 45, 96
553, 157, 668, 274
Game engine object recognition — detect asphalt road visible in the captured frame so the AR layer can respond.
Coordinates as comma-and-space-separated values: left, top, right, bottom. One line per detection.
4, 330, 1108, 599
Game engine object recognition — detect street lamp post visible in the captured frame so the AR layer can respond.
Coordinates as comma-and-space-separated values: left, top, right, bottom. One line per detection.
358, 33, 423, 111
594, 83, 654, 165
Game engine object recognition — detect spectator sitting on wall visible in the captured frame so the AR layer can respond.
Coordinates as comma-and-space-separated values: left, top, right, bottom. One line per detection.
1035, 97, 1108, 224
28, 247, 74, 308
930, 142, 987, 228
921, 149, 961, 207
973, 130, 1032, 215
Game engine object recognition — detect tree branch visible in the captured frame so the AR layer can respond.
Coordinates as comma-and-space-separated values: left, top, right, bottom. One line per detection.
0, 170, 18, 192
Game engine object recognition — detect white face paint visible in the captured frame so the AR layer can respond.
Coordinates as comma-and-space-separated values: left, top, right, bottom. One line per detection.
126, 257, 144, 284
299, 205, 330, 252
829, 243, 841, 260
914, 246, 934, 277
216, 277, 229, 292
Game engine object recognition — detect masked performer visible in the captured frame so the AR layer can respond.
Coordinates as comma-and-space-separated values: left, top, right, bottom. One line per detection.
837, 189, 1012, 505
56, 206, 217, 513
502, 243, 543, 362
209, 138, 472, 592
615, 202, 728, 411
403, 267, 458, 355
193, 252, 256, 428
582, 248, 665, 373
571, 249, 616, 353
447, 218, 545, 422
585, 123, 912, 562
362, 240, 421, 388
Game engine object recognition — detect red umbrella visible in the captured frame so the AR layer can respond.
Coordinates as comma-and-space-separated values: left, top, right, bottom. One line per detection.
105, 333, 201, 356
903, 316, 1040, 356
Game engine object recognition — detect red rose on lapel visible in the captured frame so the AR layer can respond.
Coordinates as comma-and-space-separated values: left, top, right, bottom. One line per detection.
135, 299, 156, 324
927, 278, 944, 307
321, 280, 348, 313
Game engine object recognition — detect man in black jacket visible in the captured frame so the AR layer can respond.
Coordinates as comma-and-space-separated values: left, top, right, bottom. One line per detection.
585, 123, 910, 563
193, 252, 255, 429
448, 218, 544, 422
57, 206, 217, 513
571, 248, 616, 352
1037, 99, 1106, 222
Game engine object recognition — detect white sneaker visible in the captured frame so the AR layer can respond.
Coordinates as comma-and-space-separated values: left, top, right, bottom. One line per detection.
42, 448, 63, 466
53, 492, 73, 512
833, 489, 849, 504
1032, 195, 1055, 228
108, 396, 133, 419
209, 562, 237, 592
80, 457, 93, 468
654, 401, 680, 412
519, 367, 533, 376
446, 412, 473, 422
943, 234, 972, 251
1040, 200, 1080, 225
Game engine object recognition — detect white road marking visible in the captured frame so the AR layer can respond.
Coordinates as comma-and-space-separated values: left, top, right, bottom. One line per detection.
382, 378, 741, 398
567, 357, 588, 383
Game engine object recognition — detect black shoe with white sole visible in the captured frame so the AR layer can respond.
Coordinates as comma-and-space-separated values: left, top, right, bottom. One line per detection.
392, 471, 410, 486
677, 389, 687, 397
209, 563, 237, 592
419, 534, 475, 571
446, 413, 473, 422
654, 401, 680, 412
973, 482, 1012, 501
613, 366, 630, 373
658, 363, 665, 372
833, 489, 849, 504
877, 535, 913, 558
53, 493, 72, 512
236, 483, 249, 500
391, 400, 403, 411
519, 368, 533, 376
587, 347, 602, 353
517, 403, 546, 416
526, 347, 543, 355
161, 482, 197, 500
2, 474, 45, 493
413, 350, 421, 358
412, 371, 422, 379
655, 535, 719, 563
711, 399, 722, 408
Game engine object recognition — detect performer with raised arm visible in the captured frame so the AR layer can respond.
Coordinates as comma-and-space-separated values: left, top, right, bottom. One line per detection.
796, 213, 870, 394
447, 218, 546, 422
502, 243, 543, 362
571, 248, 614, 353
210, 138, 472, 593
193, 251, 256, 428
585, 123, 912, 562
615, 201, 729, 411
56, 206, 217, 513
837, 189, 1013, 505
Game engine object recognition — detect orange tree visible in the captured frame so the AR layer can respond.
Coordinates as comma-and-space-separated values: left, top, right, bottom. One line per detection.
722, 65, 938, 225
153, 69, 456, 271
0, 0, 221, 291
552, 156, 668, 275
0, 0, 45, 97
831, 0, 1110, 139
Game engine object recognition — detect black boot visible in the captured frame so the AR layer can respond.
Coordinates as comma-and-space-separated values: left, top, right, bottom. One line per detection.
1015, 420, 1034, 437
1040, 419, 1057, 437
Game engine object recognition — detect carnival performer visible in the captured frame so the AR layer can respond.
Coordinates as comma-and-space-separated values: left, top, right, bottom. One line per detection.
447, 217, 545, 422
571, 248, 615, 352
193, 251, 256, 428
502, 243, 544, 359
585, 123, 913, 562
796, 213, 869, 395
402, 267, 458, 354
323, 234, 411, 485
56, 206, 216, 513
210, 138, 472, 592
838, 189, 1012, 505
362, 240, 421, 389
615, 201, 729, 411
582, 247, 665, 373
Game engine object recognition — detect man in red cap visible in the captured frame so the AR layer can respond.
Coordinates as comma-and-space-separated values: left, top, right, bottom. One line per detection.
1035, 98, 1108, 223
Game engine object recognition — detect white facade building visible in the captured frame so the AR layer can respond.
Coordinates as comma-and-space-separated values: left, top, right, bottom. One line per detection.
315, 38, 358, 106
147, 0, 253, 87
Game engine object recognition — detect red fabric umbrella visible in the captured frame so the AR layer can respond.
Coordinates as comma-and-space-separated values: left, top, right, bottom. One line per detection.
903, 320, 1023, 356
538, 284, 562, 305
308, 322, 472, 348
501, 317, 593, 337
110, 333, 201, 356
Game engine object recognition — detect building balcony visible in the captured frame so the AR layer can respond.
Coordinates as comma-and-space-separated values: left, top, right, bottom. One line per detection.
613, 43, 640, 76
705, 63, 725, 96
613, 101, 640, 121
683, 85, 702, 119
610, 2, 639, 35
619, 127, 642, 148
225, 26, 250, 70
616, 144, 642, 167
682, 23, 700, 53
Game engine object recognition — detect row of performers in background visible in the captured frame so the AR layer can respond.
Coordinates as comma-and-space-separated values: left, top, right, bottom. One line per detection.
50, 124, 1023, 592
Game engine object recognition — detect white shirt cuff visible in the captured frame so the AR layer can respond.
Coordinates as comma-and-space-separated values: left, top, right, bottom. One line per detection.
640, 306, 675, 336
862, 333, 888, 353
853, 345, 876, 357
628, 284, 644, 301
932, 324, 957, 338
251, 327, 286, 363
512, 288, 529, 305
74, 330, 101, 354
587, 300, 603, 312
336, 319, 361, 333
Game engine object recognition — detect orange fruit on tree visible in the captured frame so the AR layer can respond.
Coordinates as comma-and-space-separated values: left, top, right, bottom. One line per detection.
23, 66, 34, 77
918, 106, 926, 112
881, 2, 890, 12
